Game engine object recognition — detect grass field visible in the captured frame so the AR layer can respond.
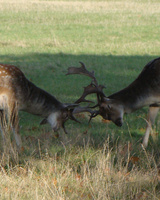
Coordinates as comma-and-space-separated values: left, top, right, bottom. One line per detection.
0, 0, 160, 199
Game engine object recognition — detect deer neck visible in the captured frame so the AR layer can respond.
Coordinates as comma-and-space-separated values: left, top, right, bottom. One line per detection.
108, 79, 158, 114
22, 80, 63, 117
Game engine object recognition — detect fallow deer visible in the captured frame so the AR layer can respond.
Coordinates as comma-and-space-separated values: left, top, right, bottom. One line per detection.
67, 58, 160, 147
0, 63, 92, 149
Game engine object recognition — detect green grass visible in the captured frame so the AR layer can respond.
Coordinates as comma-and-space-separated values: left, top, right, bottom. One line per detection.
0, 0, 160, 199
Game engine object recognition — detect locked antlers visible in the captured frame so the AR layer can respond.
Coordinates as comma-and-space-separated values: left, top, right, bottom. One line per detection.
66, 62, 107, 122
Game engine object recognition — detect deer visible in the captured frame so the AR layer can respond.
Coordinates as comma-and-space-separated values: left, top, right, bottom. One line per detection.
0, 63, 94, 150
67, 58, 160, 147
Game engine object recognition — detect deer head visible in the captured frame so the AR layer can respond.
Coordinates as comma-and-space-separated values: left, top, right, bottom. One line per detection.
40, 103, 80, 134
100, 98, 124, 127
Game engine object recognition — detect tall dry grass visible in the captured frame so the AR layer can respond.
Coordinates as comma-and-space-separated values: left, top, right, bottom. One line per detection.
0, 137, 160, 199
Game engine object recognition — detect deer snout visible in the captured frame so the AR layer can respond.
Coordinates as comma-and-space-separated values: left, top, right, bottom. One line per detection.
115, 118, 123, 127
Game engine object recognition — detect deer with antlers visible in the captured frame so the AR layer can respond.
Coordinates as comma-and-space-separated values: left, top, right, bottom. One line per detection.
0, 63, 95, 149
67, 58, 160, 147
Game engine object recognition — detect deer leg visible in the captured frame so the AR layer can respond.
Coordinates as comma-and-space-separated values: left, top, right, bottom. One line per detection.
0, 110, 7, 144
13, 128, 22, 149
143, 106, 159, 147
11, 116, 22, 149
9, 104, 22, 149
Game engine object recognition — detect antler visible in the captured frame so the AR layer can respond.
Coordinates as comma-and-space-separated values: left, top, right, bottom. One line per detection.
66, 62, 98, 85
66, 62, 107, 123
66, 62, 106, 105
61, 105, 95, 134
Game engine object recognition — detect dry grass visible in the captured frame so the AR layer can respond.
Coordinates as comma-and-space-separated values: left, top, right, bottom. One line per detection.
0, 0, 159, 14
0, 116, 159, 199
0, 141, 160, 200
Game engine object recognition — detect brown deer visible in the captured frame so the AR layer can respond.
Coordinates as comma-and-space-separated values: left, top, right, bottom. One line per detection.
67, 58, 160, 147
0, 63, 93, 149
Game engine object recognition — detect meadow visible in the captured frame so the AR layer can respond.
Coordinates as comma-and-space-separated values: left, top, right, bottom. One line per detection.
0, 0, 160, 199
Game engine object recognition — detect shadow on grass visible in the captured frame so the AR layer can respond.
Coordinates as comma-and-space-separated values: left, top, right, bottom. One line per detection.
1, 53, 159, 99
1, 53, 160, 155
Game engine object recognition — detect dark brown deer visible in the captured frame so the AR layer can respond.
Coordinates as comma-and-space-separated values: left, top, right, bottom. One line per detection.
67, 58, 160, 147
0, 63, 92, 149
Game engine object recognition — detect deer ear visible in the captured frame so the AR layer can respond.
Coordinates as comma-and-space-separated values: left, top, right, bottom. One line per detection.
103, 97, 113, 103
40, 118, 48, 125
101, 98, 114, 109
103, 97, 118, 105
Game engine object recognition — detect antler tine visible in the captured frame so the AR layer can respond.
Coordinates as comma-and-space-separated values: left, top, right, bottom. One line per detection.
72, 105, 96, 115
62, 122, 69, 134
74, 84, 106, 104
72, 105, 100, 124
66, 62, 98, 86
62, 105, 96, 134
88, 110, 100, 124
74, 84, 98, 104
79, 62, 98, 86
